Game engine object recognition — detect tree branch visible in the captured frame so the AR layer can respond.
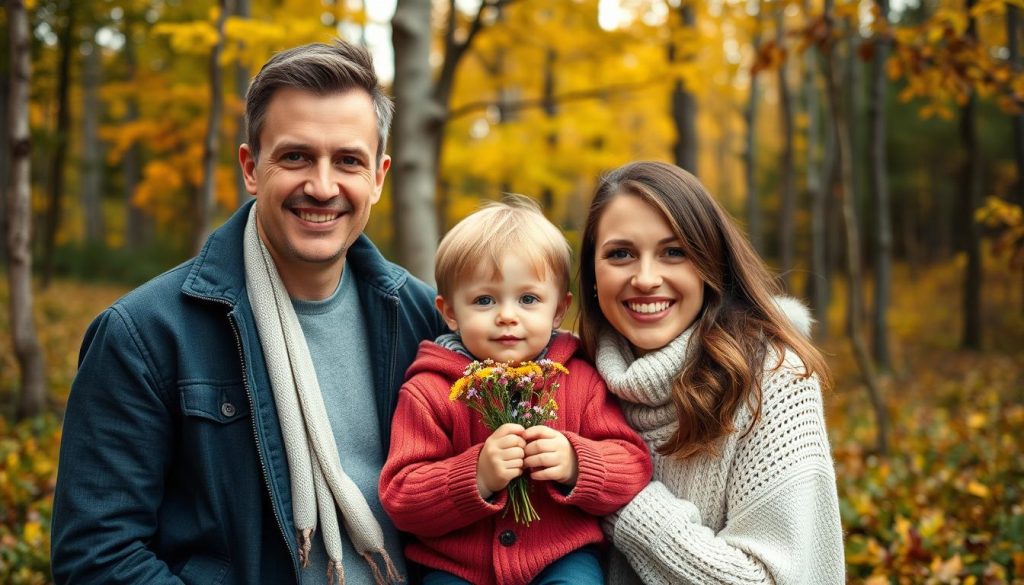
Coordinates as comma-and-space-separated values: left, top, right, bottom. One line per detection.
447, 78, 666, 122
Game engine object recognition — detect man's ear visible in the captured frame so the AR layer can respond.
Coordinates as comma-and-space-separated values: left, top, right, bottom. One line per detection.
371, 154, 391, 205
435, 295, 458, 332
552, 291, 573, 329
239, 144, 259, 195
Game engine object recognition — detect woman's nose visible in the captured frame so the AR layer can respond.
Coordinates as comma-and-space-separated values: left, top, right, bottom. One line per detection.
632, 257, 662, 291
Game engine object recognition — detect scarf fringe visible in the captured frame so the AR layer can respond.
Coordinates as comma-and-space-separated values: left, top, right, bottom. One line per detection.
326, 560, 345, 585
298, 528, 313, 568
361, 551, 405, 585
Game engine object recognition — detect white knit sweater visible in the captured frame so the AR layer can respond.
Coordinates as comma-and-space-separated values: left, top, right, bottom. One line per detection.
596, 300, 845, 585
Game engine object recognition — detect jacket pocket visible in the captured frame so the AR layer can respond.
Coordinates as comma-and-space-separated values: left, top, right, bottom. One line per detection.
178, 553, 231, 585
179, 381, 250, 424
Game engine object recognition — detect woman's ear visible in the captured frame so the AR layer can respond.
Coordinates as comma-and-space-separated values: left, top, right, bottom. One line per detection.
435, 295, 459, 332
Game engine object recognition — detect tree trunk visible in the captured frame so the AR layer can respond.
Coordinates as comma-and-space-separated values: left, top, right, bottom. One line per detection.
42, 1, 76, 287
671, 3, 698, 173
960, 0, 983, 350
0, 26, 9, 262
869, 0, 892, 371
804, 0, 829, 339
235, 0, 252, 210
391, 0, 441, 284
541, 47, 557, 213
7, 0, 48, 420
745, 5, 764, 255
197, 0, 229, 253
823, 0, 888, 455
121, 13, 149, 248
81, 40, 105, 243
776, 7, 795, 291
1008, 4, 1024, 313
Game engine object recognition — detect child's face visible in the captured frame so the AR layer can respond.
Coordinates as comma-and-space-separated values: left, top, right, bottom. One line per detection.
437, 253, 571, 364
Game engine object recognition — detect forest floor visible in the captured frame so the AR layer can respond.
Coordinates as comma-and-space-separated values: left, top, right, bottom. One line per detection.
0, 258, 1022, 584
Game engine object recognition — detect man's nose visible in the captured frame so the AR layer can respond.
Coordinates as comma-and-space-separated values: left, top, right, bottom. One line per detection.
303, 160, 340, 200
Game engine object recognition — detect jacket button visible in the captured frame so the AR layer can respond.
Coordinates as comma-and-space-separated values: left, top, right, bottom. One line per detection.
221, 402, 237, 417
498, 530, 516, 547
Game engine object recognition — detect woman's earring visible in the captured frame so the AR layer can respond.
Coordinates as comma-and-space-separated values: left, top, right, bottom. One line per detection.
592, 285, 598, 298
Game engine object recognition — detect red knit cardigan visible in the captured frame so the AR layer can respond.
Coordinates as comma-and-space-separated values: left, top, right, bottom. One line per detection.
379, 333, 652, 585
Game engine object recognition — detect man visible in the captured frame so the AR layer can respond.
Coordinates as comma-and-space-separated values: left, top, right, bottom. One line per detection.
51, 40, 444, 584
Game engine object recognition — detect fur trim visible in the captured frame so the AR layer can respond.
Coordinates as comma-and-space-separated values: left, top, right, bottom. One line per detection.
772, 296, 814, 337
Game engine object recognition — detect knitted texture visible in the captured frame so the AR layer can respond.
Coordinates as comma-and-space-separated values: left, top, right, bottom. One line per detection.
596, 299, 845, 585
243, 206, 400, 584
379, 333, 653, 585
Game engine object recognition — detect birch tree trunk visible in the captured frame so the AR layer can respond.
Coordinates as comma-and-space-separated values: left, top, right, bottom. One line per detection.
81, 39, 105, 244
42, 0, 76, 287
869, 0, 892, 371
823, 0, 888, 455
776, 6, 795, 291
7, 0, 48, 420
960, 0, 983, 350
392, 0, 440, 284
197, 0, 229, 253
671, 3, 698, 173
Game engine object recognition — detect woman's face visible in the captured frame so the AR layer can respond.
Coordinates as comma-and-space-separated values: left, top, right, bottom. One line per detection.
594, 193, 704, 354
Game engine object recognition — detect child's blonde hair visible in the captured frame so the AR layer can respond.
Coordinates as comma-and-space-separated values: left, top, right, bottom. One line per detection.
435, 195, 571, 299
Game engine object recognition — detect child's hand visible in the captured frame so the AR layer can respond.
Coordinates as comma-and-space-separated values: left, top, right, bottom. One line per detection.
477, 423, 526, 499
522, 425, 578, 487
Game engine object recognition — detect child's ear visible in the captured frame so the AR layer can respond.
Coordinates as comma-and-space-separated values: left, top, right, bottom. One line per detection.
435, 295, 459, 332
552, 291, 573, 329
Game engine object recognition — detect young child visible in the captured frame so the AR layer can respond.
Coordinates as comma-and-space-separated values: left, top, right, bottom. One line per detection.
379, 196, 652, 585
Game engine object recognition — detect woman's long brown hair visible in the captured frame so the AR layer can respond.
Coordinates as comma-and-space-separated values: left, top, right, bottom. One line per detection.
577, 161, 830, 458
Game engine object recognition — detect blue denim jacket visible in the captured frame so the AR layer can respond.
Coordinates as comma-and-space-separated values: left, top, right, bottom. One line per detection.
51, 201, 445, 584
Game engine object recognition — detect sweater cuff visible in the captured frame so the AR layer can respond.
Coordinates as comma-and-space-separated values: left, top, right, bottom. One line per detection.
614, 481, 701, 551
546, 432, 606, 504
446, 443, 507, 514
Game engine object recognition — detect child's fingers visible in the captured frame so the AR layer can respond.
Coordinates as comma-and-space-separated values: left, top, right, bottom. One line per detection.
521, 425, 556, 442
493, 423, 526, 438
523, 450, 560, 469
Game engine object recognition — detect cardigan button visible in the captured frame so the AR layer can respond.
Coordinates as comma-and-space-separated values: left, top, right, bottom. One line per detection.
221, 402, 237, 417
498, 530, 516, 547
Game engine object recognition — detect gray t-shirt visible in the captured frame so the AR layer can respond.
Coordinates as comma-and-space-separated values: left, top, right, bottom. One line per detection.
292, 267, 406, 584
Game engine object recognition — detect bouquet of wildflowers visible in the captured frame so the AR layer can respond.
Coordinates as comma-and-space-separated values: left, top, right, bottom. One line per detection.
449, 358, 568, 525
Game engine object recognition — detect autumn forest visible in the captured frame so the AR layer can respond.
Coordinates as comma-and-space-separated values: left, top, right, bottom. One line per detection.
1, 0, 1023, 583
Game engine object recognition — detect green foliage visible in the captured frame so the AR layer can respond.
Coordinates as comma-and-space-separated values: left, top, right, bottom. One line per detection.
50, 240, 190, 286
0, 415, 60, 585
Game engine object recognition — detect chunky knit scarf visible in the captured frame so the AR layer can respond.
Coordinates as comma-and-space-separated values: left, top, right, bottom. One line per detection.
594, 324, 695, 450
243, 206, 401, 585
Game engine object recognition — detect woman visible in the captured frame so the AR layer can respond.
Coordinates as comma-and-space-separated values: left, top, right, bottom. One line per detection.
577, 161, 844, 584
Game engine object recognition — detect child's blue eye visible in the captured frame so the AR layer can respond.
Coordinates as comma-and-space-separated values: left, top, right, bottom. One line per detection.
473, 296, 495, 306
521, 294, 540, 305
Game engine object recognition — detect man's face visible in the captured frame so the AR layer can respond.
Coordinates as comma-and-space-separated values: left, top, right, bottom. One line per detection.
240, 87, 389, 296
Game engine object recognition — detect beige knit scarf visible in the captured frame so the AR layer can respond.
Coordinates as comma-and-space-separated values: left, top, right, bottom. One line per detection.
243, 205, 402, 585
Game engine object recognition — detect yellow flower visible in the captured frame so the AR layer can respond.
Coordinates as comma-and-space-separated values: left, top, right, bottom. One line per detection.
551, 362, 569, 375
510, 364, 542, 379
473, 367, 496, 381
449, 376, 470, 401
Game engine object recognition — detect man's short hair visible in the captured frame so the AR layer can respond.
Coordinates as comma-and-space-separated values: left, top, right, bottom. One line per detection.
244, 39, 394, 167
435, 195, 572, 299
